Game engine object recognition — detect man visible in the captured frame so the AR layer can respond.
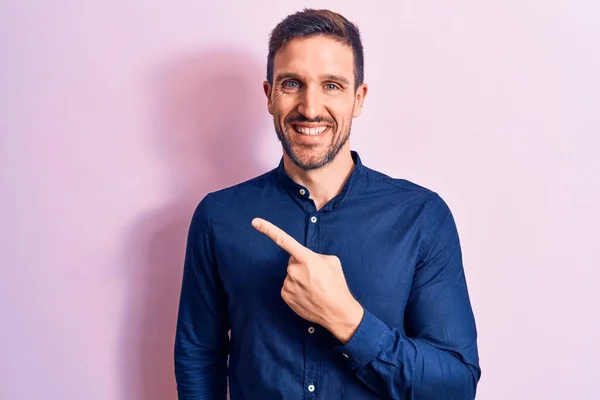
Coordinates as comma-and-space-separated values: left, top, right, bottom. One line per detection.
174, 8, 481, 400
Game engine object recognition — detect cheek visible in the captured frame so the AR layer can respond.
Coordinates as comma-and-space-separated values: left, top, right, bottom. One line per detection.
332, 110, 352, 129
272, 93, 295, 113
330, 100, 354, 121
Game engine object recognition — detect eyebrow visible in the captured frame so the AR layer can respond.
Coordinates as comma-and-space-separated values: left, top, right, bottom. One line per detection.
322, 74, 350, 86
274, 72, 351, 86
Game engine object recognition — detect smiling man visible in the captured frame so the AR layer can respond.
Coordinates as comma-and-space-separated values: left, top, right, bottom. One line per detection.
174, 8, 481, 400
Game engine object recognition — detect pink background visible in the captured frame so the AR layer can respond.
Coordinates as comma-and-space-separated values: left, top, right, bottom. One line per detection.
1, 1, 599, 399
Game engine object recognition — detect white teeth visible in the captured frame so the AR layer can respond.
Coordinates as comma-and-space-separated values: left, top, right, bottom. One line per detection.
295, 126, 328, 135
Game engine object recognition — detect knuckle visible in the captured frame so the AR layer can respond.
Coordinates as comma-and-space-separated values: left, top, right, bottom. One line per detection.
276, 236, 287, 248
324, 254, 339, 264
286, 265, 296, 279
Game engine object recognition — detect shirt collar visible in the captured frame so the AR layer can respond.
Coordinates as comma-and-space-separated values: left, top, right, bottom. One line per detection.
275, 150, 364, 210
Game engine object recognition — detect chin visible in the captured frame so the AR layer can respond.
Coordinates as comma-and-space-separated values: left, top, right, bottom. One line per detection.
287, 147, 334, 171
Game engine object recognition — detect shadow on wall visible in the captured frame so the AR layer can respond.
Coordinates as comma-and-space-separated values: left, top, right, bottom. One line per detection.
119, 48, 269, 400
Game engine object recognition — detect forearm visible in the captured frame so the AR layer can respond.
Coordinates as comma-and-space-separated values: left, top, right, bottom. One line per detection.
174, 345, 228, 399
174, 274, 230, 399
336, 309, 480, 400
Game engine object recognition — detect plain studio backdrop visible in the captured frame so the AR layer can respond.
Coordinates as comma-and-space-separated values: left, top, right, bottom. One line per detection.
1, 1, 598, 399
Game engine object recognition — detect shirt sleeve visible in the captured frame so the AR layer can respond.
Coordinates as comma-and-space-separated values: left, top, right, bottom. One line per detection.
335, 193, 481, 400
174, 194, 230, 399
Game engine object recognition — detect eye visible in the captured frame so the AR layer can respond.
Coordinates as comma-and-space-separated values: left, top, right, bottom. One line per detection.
282, 80, 301, 89
324, 83, 340, 91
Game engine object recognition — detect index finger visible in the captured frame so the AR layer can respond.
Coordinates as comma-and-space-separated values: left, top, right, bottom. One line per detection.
252, 217, 312, 261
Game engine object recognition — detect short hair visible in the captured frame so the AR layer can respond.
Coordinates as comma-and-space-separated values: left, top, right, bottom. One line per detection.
266, 8, 364, 90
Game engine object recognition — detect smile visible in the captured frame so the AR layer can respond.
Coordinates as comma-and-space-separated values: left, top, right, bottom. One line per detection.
292, 125, 329, 136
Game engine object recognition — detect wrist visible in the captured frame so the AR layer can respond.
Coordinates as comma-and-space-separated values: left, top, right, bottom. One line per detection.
325, 299, 364, 344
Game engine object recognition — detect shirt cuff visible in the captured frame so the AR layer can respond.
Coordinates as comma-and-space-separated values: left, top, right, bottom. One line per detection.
334, 308, 393, 369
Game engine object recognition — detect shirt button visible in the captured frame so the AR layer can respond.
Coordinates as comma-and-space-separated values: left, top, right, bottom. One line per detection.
310, 216, 317, 223
308, 384, 315, 392
308, 326, 315, 334
299, 188, 306, 195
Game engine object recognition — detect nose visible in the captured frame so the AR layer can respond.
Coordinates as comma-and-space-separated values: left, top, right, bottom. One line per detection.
297, 85, 323, 120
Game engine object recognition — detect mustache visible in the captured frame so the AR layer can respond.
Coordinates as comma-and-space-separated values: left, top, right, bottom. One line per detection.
285, 115, 334, 125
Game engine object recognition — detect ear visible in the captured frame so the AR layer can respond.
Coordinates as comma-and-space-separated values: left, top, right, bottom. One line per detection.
263, 80, 273, 115
352, 83, 368, 118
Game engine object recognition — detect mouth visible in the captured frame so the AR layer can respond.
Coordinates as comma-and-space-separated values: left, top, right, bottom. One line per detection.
291, 124, 331, 137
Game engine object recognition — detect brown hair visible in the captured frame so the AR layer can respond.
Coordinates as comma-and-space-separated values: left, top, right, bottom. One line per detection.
266, 8, 365, 90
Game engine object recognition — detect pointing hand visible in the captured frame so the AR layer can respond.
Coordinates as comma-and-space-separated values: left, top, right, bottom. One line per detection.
252, 217, 364, 343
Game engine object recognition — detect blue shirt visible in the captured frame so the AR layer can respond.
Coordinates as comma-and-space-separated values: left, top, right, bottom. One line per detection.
174, 151, 481, 399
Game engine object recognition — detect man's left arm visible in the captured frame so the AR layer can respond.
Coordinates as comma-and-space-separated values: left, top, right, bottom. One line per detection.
334, 193, 481, 400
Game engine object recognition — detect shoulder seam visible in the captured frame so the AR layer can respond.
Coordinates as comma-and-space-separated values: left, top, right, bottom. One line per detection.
361, 167, 432, 194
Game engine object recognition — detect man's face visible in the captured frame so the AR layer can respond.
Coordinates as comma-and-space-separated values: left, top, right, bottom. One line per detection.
264, 35, 367, 171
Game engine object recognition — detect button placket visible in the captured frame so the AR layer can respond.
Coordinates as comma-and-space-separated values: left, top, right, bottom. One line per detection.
304, 208, 321, 397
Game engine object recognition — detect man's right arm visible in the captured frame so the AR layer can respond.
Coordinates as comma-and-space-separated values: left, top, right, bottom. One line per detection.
174, 195, 230, 399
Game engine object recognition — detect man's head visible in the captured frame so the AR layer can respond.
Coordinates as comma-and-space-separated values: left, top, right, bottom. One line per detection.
264, 9, 368, 171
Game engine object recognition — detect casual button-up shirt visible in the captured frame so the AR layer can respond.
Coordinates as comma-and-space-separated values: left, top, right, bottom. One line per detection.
174, 151, 481, 399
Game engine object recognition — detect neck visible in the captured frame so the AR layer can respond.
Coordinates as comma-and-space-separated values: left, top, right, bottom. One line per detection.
283, 146, 355, 210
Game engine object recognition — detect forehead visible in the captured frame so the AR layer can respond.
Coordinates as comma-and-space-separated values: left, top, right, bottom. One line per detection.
273, 35, 354, 79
